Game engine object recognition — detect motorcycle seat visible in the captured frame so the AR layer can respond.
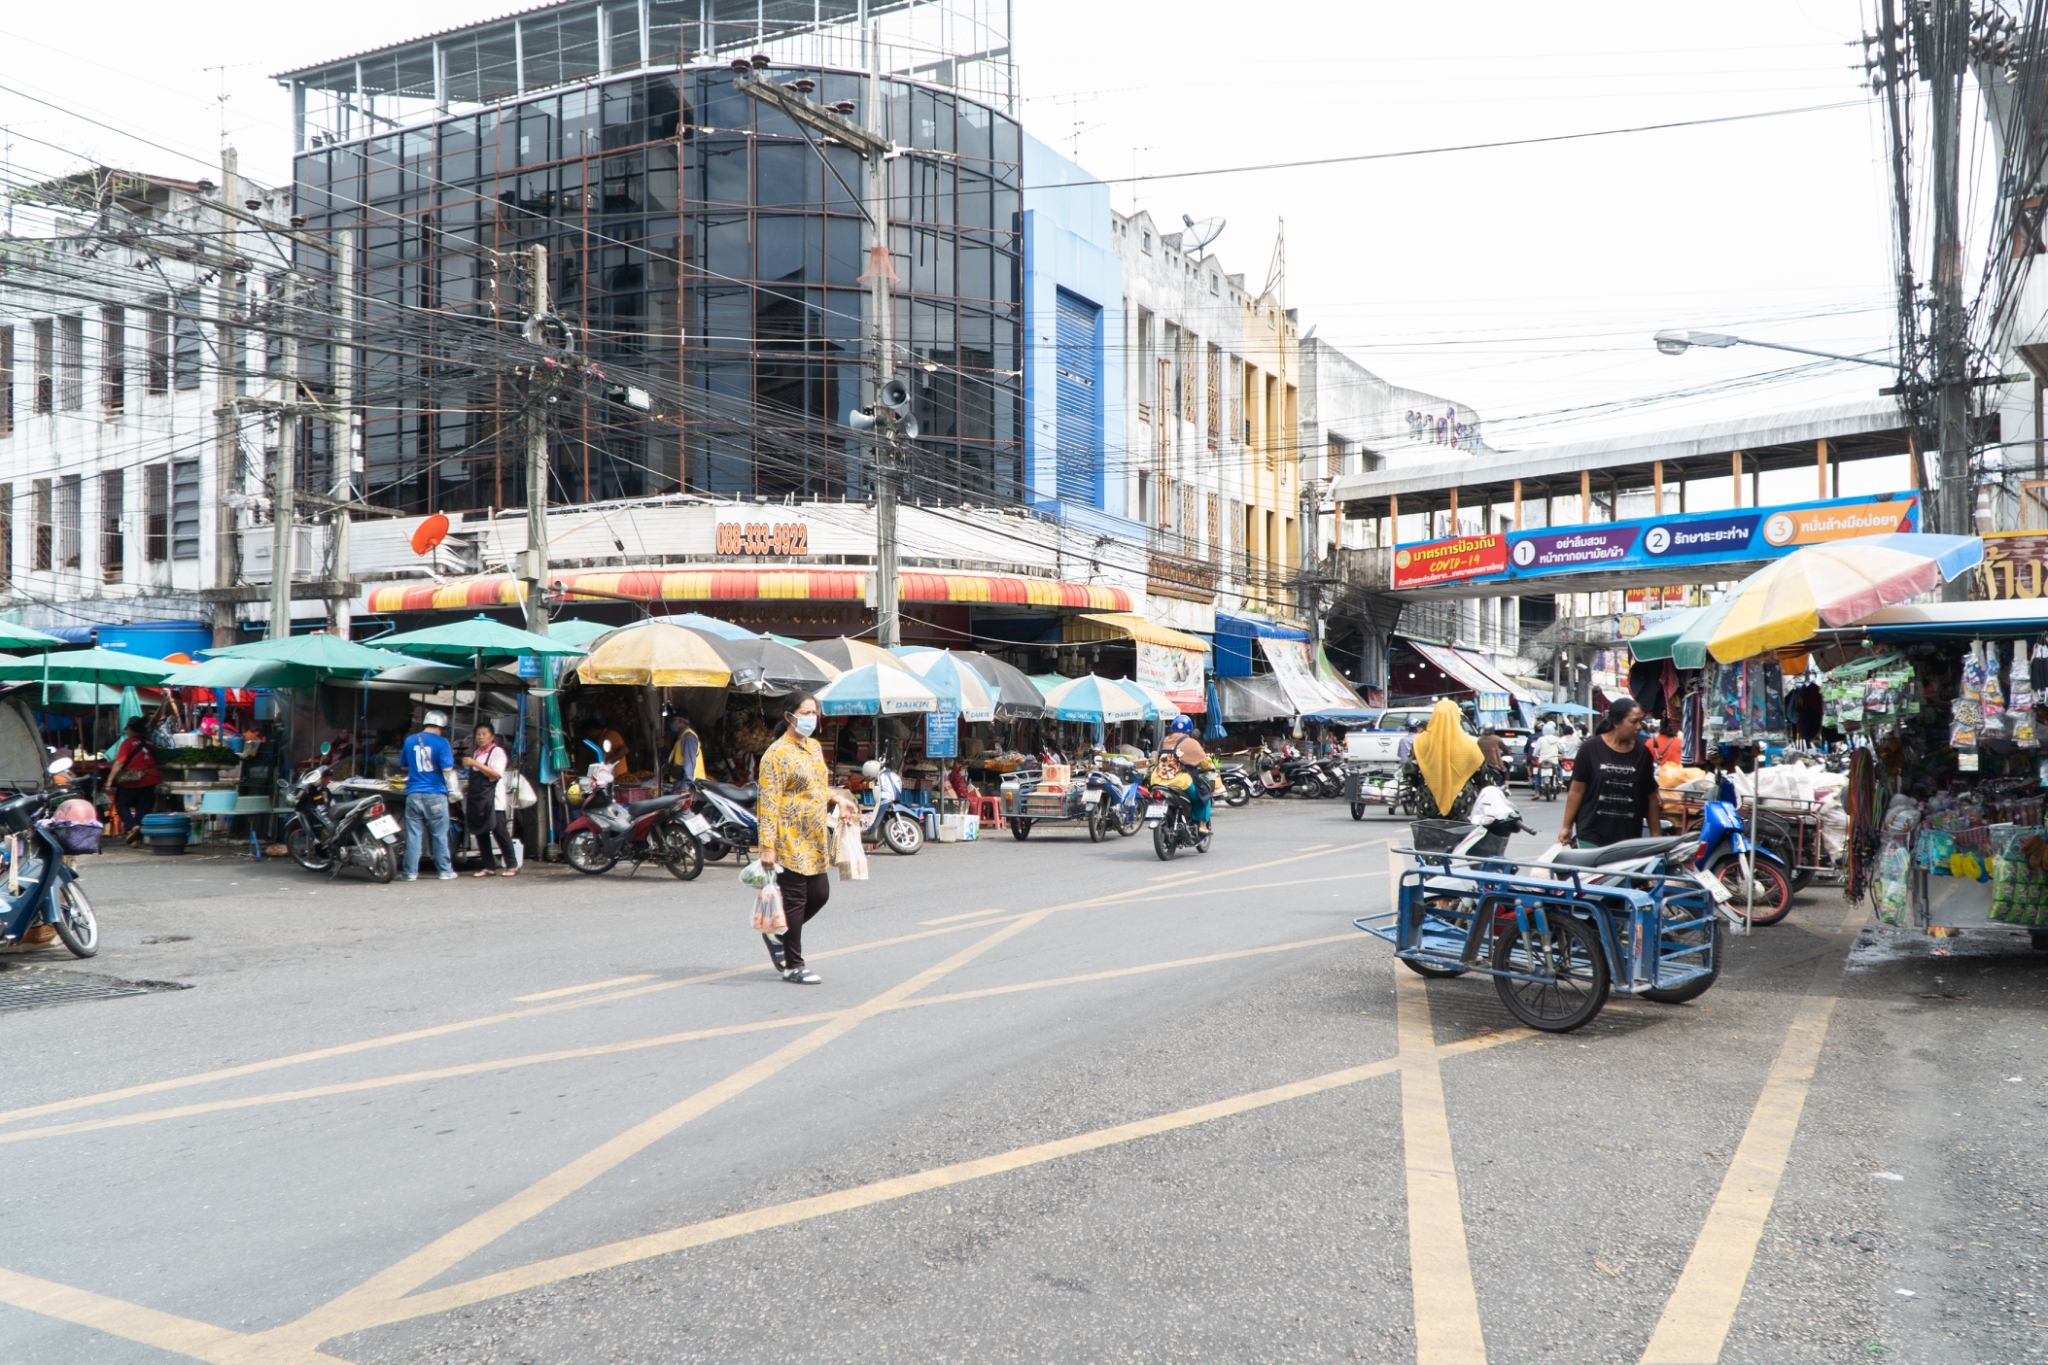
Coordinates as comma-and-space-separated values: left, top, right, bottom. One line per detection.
626, 793, 682, 817
704, 781, 758, 808
1549, 836, 1688, 868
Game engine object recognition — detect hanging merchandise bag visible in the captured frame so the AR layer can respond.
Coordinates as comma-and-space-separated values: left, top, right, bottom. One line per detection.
2014, 651, 2039, 748
751, 881, 787, 935
1983, 642, 2006, 721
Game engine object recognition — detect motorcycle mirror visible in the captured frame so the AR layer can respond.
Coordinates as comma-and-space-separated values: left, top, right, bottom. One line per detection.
320, 742, 331, 755
46, 758, 73, 776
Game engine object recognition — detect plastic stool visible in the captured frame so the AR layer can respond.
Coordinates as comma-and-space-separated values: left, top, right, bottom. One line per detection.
973, 793, 1005, 831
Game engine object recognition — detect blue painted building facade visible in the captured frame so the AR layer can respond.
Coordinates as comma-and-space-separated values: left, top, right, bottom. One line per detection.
1020, 135, 1126, 520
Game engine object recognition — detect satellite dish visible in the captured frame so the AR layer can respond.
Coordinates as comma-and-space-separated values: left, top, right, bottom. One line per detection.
411, 514, 451, 557
1181, 215, 1225, 253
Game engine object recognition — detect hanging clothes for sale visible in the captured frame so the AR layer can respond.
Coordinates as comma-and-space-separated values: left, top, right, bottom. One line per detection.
1628, 660, 1668, 721
1792, 681, 1824, 743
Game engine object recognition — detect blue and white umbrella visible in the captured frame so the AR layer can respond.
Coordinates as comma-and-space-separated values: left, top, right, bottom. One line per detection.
1040, 673, 1150, 724
814, 662, 940, 716
900, 650, 995, 722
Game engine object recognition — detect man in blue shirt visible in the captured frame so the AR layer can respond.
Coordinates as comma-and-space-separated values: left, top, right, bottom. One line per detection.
402, 710, 458, 881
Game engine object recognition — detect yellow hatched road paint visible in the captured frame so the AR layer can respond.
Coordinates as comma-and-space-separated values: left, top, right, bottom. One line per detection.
1395, 971, 1490, 1364
512, 974, 655, 1001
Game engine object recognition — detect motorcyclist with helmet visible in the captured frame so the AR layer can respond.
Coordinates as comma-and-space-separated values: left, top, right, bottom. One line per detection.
1157, 715, 1213, 835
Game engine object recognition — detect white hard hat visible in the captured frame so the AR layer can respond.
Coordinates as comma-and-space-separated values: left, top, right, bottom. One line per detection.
862, 760, 882, 780
423, 710, 449, 728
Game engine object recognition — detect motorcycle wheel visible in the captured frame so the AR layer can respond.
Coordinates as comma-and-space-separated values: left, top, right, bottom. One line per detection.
701, 839, 730, 862
1223, 779, 1250, 809
354, 829, 396, 884
1117, 804, 1141, 837
1639, 908, 1724, 1004
285, 819, 335, 872
883, 811, 924, 855
1153, 819, 1178, 861
1010, 819, 1032, 841
656, 824, 705, 881
1195, 824, 1212, 854
1714, 856, 1792, 927
1087, 802, 1109, 843
1350, 801, 1367, 821
51, 880, 98, 958
564, 829, 617, 875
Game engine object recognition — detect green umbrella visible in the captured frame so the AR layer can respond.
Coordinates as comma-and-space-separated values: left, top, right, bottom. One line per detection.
118, 686, 143, 727
0, 647, 179, 688
0, 621, 72, 652
376, 615, 587, 664
204, 633, 427, 674
1628, 600, 1733, 671
5, 682, 127, 707
163, 656, 314, 690
542, 618, 618, 649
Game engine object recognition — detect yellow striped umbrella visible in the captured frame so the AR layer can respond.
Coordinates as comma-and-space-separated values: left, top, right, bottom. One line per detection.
574, 620, 732, 687
1706, 533, 1983, 663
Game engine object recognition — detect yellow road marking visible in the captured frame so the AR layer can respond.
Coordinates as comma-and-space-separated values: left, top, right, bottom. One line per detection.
1636, 904, 1864, 1365
0, 1266, 347, 1365
0, 919, 1015, 1130
512, 974, 655, 1001
1296, 842, 1335, 851
1395, 970, 1489, 1365
918, 908, 1009, 924
281, 1028, 1536, 1339
0, 933, 1360, 1146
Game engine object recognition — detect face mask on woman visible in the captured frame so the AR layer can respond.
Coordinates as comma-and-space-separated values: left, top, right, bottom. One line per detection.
793, 713, 818, 738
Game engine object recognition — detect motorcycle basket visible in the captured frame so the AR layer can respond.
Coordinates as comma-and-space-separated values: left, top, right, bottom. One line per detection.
1408, 818, 1507, 858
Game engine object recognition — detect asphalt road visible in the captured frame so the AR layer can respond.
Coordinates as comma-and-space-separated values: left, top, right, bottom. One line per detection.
2, 787, 2045, 1364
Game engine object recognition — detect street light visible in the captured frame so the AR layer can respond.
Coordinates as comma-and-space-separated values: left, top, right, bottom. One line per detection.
1652, 329, 1894, 369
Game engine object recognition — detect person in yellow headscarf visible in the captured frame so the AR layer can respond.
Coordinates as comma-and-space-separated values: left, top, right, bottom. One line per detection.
1402, 698, 1487, 820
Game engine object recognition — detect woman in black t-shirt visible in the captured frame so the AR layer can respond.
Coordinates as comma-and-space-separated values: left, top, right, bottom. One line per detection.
1556, 698, 1657, 847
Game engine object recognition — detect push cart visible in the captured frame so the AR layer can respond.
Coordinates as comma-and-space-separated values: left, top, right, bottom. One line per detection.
1354, 841, 1724, 1032
999, 764, 1098, 840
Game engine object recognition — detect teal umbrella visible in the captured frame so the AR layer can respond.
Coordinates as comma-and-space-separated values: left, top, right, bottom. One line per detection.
164, 656, 313, 690
0, 621, 71, 652
376, 614, 588, 664
117, 686, 142, 727
542, 618, 619, 649
1628, 600, 1734, 671
205, 633, 427, 673
0, 647, 178, 688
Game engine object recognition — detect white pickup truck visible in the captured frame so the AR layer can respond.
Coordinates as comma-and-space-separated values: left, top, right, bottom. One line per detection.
1343, 707, 1440, 772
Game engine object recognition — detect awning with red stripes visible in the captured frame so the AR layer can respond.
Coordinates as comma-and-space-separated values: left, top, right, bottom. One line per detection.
363, 569, 1132, 615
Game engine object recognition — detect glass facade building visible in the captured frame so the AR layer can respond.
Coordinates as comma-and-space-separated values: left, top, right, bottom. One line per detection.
287, 20, 1023, 517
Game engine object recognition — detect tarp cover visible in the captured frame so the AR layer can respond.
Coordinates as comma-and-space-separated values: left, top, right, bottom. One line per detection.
1218, 675, 1295, 722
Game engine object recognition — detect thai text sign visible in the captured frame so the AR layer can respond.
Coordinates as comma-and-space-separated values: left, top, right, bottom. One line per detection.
714, 506, 810, 557
1976, 531, 2048, 600
1137, 641, 1207, 711
1391, 533, 1508, 589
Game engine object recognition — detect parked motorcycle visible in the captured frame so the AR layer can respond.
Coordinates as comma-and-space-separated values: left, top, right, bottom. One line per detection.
281, 764, 401, 884
858, 760, 924, 855
1084, 759, 1145, 841
683, 781, 760, 863
1217, 764, 1255, 808
563, 777, 703, 879
0, 759, 99, 956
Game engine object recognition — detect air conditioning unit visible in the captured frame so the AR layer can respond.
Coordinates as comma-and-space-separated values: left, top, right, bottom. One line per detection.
244, 527, 318, 582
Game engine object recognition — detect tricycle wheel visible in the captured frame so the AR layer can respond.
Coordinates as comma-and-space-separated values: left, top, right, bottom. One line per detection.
1714, 856, 1792, 926
1639, 906, 1723, 1004
1401, 957, 1465, 979
1491, 910, 1608, 1032
1010, 818, 1032, 841
1788, 868, 1816, 893
1350, 801, 1366, 821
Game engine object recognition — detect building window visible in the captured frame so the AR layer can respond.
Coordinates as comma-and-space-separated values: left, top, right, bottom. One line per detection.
100, 471, 124, 584
146, 298, 170, 394
1206, 343, 1221, 443
1326, 433, 1347, 479
1206, 492, 1220, 563
170, 459, 201, 559
0, 327, 12, 436
101, 306, 125, 412
32, 321, 52, 414
172, 292, 202, 391
1136, 470, 1151, 524
145, 464, 169, 563
1231, 499, 1246, 575
56, 474, 81, 571
30, 479, 49, 571
57, 316, 82, 411
1141, 231, 1152, 254
0, 484, 11, 586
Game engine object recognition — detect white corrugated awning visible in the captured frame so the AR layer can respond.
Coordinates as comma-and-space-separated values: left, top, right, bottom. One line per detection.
1407, 641, 1498, 696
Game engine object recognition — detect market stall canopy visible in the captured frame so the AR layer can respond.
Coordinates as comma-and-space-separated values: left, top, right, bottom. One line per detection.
540, 618, 619, 648
803, 637, 915, 673
1119, 679, 1182, 721
0, 648, 179, 688
205, 633, 428, 675
1217, 675, 1296, 722
7, 682, 130, 707
574, 620, 732, 687
1041, 674, 1150, 724
0, 621, 71, 652
378, 615, 589, 664
813, 663, 939, 716
659, 612, 759, 640
1707, 533, 1983, 663
899, 650, 995, 722
1063, 612, 1210, 652
1852, 597, 2048, 640
1536, 701, 1596, 717
952, 651, 1045, 718
684, 633, 839, 694
1627, 599, 1734, 670
164, 656, 311, 690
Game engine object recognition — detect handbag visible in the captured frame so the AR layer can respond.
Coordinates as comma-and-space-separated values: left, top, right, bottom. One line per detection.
509, 772, 539, 809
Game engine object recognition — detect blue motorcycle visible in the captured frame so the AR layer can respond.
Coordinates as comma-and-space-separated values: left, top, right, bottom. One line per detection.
1084, 759, 1144, 842
1693, 797, 1793, 926
0, 759, 99, 957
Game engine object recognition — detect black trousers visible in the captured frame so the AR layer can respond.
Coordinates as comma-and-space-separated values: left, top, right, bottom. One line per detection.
115, 785, 156, 834
470, 804, 518, 871
775, 870, 831, 968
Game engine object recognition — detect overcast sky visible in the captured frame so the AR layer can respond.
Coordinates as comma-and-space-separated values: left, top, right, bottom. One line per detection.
0, 1, 1977, 457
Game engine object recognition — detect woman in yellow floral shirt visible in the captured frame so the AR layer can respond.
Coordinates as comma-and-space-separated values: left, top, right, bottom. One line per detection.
756, 692, 857, 984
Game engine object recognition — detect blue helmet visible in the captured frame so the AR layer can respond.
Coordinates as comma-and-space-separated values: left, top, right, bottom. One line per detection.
1169, 715, 1195, 735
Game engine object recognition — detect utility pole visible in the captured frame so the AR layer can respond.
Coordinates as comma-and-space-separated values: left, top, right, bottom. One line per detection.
525, 243, 553, 638
1927, 0, 1973, 570
735, 39, 904, 644
268, 274, 298, 640
329, 228, 356, 639
212, 147, 241, 647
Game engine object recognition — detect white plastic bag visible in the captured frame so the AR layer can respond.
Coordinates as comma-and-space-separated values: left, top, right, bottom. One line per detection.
840, 816, 869, 883
751, 883, 787, 934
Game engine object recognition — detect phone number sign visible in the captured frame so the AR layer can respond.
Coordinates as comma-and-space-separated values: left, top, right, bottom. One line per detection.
714, 508, 810, 557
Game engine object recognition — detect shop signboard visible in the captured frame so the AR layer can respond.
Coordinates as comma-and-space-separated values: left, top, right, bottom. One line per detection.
714, 505, 810, 557
925, 705, 958, 759
517, 654, 541, 679
1260, 638, 1357, 714
1136, 641, 1207, 711
1975, 531, 2048, 600
1390, 533, 1507, 589
1456, 492, 1922, 585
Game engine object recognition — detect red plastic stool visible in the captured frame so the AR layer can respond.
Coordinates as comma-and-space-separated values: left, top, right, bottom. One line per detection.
973, 793, 1005, 831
